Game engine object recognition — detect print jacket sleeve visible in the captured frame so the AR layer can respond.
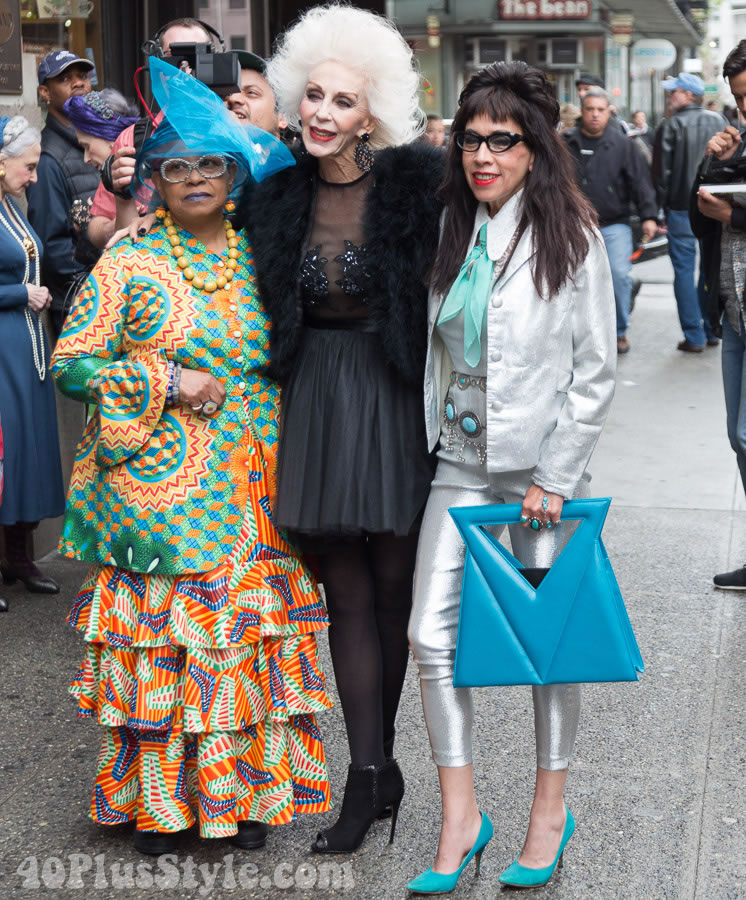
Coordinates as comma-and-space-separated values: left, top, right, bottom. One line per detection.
51, 245, 170, 467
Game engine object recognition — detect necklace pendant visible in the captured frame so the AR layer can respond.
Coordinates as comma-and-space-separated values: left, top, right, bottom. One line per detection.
22, 236, 36, 259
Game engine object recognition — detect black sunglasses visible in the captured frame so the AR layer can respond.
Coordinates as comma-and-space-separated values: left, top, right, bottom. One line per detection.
454, 130, 527, 154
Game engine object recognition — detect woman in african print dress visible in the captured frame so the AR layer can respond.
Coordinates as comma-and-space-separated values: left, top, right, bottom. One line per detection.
51, 102, 330, 855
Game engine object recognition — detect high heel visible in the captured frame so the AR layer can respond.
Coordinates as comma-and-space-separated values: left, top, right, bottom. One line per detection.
311, 759, 404, 854
498, 806, 575, 889
406, 810, 493, 895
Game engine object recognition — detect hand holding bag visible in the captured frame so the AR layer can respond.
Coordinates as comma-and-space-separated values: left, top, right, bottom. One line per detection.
450, 497, 644, 687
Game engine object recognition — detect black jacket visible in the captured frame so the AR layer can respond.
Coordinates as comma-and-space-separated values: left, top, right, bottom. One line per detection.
655, 104, 727, 211
238, 142, 445, 386
689, 136, 746, 336
563, 123, 657, 227
26, 115, 101, 311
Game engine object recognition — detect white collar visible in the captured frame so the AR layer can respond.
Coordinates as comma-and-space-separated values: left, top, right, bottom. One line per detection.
469, 189, 525, 263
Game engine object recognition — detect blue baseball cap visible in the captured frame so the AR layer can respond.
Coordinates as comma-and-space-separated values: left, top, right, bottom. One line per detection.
661, 73, 704, 95
38, 50, 94, 85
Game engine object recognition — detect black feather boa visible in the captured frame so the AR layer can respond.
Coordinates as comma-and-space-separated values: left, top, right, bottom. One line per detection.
238, 142, 445, 385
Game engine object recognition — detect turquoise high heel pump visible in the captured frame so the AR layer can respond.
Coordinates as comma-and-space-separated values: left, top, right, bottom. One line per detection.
498, 806, 575, 889
406, 811, 493, 895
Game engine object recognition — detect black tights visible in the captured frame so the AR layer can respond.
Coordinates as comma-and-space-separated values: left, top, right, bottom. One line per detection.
318, 532, 419, 768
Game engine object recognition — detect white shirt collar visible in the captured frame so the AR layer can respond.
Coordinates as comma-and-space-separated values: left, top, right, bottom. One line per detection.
469, 189, 525, 263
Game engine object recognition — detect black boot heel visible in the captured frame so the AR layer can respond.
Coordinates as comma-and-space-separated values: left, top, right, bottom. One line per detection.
379, 759, 404, 845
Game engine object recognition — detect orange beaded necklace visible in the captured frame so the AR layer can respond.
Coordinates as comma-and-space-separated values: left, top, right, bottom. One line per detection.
156, 202, 240, 294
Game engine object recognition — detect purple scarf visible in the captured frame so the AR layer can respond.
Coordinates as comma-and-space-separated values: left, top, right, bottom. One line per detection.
64, 93, 139, 142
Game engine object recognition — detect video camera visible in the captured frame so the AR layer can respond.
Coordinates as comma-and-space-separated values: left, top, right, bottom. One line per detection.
163, 43, 240, 99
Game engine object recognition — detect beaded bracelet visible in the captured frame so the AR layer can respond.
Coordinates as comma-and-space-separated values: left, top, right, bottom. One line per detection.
172, 363, 182, 406
165, 359, 175, 406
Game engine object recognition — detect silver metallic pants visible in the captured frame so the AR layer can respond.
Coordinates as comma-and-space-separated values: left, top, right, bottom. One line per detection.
408, 456, 585, 770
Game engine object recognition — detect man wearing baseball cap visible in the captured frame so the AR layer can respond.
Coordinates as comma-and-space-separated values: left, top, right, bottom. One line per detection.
655, 73, 727, 351
27, 51, 100, 338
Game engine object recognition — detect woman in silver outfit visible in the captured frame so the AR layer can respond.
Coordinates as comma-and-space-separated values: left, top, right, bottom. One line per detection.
407, 62, 617, 893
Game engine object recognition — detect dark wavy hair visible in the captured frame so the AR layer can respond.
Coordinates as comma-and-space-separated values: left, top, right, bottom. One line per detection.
431, 61, 596, 299
723, 40, 746, 78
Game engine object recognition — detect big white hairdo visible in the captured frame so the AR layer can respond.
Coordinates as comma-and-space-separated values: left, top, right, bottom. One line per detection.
1, 115, 41, 158
267, 3, 424, 150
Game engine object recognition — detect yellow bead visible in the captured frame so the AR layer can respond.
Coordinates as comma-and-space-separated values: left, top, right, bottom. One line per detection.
224, 268, 234, 281
166, 225, 177, 235
177, 257, 190, 269
228, 248, 239, 259
226, 229, 237, 239
224, 220, 232, 230
172, 246, 184, 257
227, 259, 238, 270
164, 216, 173, 227
169, 235, 181, 247
216, 276, 227, 288
183, 267, 195, 280
204, 281, 217, 293
192, 276, 204, 290
227, 238, 238, 248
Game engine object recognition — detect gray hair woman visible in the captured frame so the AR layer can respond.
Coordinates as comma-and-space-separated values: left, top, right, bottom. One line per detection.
0, 115, 65, 609
238, 2, 444, 855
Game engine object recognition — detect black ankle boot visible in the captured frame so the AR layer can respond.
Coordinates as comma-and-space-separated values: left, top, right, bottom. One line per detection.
228, 820, 268, 849
1, 524, 59, 594
311, 760, 404, 854
133, 830, 181, 855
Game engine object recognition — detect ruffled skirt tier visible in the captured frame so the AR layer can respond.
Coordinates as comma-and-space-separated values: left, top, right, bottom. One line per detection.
68, 550, 331, 837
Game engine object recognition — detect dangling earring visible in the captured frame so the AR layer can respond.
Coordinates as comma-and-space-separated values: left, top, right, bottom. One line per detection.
224, 199, 236, 214
354, 133, 374, 173
0, 167, 6, 178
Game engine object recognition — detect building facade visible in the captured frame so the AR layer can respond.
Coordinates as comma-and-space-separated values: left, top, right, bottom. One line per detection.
390, 0, 703, 122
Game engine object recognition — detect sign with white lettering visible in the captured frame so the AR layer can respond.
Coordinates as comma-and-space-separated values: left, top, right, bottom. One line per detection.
498, 0, 591, 20
630, 39, 677, 74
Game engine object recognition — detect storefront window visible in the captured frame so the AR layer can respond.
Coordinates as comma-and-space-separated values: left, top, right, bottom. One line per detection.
411, 38, 443, 117
21, 1, 102, 84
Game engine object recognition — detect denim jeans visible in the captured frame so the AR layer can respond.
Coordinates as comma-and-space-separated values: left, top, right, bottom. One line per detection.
722, 316, 746, 494
600, 223, 633, 338
666, 208, 712, 345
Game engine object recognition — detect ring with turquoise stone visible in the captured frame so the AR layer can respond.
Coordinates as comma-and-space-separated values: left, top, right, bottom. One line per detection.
529, 516, 542, 531
520, 514, 528, 523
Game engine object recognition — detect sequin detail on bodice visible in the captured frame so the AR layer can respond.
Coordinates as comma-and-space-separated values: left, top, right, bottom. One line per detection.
300, 173, 372, 322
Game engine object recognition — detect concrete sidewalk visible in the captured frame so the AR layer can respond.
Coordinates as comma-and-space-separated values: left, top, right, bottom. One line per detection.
1, 262, 744, 899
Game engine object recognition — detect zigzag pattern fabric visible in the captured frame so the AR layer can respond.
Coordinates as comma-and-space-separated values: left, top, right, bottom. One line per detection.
54, 226, 331, 835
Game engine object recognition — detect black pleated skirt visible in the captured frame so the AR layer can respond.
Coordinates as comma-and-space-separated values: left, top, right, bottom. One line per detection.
274, 325, 434, 540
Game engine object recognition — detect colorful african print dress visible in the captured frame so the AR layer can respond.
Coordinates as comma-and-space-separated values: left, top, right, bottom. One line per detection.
51, 225, 331, 837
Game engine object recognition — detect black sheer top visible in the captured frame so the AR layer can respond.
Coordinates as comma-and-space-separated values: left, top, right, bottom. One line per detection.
300, 173, 372, 322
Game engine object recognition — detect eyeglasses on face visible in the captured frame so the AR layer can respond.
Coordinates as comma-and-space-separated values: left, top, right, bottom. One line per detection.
159, 155, 228, 183
453, 130, 527, 153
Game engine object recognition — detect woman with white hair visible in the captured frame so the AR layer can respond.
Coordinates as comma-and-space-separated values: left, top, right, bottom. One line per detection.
239, 3, 444, 854
0, 115, 65, 608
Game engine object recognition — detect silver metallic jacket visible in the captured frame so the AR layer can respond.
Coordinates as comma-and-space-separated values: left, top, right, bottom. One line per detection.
423, 193, 617, 499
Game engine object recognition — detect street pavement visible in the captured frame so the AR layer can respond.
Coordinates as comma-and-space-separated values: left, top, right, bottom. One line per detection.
1, 254, 744, 899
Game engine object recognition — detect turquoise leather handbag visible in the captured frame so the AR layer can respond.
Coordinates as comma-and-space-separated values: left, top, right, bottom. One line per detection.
449, 497, 644, 687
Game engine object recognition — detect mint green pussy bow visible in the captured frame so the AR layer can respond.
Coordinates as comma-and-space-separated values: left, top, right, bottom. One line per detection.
437, 223, 493, 368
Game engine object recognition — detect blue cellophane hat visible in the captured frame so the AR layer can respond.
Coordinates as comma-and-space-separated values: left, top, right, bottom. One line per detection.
132, 56, 294, 207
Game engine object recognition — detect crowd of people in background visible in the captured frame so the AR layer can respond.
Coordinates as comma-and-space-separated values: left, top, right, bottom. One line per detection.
1, 3, 746, 893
